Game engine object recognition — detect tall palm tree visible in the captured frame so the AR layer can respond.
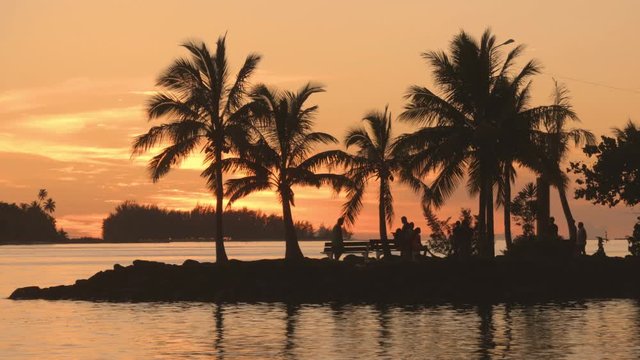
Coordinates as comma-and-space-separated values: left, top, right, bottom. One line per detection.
224, 83, 347, 260
43, 198, 56, 214
492, 71, 575, 250
397, 30, 530, 257
397, 29, 574, 256
131, 35, 261, 263
533, 82, 594, 242
340, 106, 402, 257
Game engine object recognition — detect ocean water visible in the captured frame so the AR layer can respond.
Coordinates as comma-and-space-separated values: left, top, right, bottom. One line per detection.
1, 240, 638, 359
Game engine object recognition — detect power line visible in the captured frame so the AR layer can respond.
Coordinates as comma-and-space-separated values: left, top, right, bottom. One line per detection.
543, 72, 640, 95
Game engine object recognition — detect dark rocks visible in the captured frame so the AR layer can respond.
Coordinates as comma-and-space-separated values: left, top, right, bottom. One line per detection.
10, 286, 42, 299
8, 257, 640, 303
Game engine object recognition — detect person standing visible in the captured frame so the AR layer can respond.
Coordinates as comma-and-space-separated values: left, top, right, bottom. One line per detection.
332, 217, 345, 260
548, 217, 559, 240
576, 222, 587, 255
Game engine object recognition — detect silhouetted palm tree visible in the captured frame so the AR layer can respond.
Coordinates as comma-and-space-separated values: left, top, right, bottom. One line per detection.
398, 29, 575, 256
398, 29, 529, 257
533, 82, 594, 242
224, 83, 347, 260
38, 189, 48, 202
131, 35, 261, 263
43, 198, 56, 214
340, 106, 402, 257
492, 72, 576, 250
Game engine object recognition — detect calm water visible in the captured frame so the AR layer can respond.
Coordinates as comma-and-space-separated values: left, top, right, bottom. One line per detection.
1, 240, 638, 359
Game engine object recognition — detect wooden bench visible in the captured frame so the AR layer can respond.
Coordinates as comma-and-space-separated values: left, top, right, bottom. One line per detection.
369, 239, 429, 259
321, 241, 371, 260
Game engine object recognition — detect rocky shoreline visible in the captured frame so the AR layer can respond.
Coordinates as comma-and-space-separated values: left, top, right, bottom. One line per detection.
9, 257, 640, 303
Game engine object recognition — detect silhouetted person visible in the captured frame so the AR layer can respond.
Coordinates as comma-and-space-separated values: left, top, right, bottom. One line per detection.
411, 227, 423, 260
451, 221, 462, 256
548, 217, 559, 240
332, 217, 345, 260
401, 222, 415, 259
576, 222, 587, 255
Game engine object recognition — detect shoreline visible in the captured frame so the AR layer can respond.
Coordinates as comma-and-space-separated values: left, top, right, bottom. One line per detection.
9, 256, 640, 304
0, 238, 329, 246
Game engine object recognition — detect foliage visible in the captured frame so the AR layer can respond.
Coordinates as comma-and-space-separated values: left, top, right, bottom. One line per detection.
628, 218, 640, 256
510, 182, 537, 236
102, 201, 318, 242
423, 207, 473, 257
570, 121, 640, 207
0, 189, 65, 243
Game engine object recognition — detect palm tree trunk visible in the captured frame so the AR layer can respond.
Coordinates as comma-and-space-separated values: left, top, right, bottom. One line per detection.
558, 186, 577, 243
214, 152, 228, 263
379, 178, 391, 257
281, 190, 304, 260
478, 179, 487, 257
503, 167, 513, 250
486, 182, 495, 257
536, 177, 550, 240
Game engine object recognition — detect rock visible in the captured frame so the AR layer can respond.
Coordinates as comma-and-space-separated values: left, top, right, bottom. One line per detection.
183, 259, 200, 267
114, 263, 125, 271
9, 286, 42, 299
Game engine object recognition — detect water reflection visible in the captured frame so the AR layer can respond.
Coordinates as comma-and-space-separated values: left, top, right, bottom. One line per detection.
2, 243, 640, 359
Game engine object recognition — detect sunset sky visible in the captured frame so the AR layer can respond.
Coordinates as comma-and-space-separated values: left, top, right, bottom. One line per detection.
1, 0, 639, 239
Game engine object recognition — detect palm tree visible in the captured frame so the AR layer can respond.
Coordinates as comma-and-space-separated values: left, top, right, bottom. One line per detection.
397, 29, 578, 256
38, 189, 48, 203
533, 82, 594, 242
340, 106, 402, 257
43, 198, 56, 214
224, 83, 347, 260
131, 35, 261, 263
397, 29, 536, 257
492, 70, 577, 250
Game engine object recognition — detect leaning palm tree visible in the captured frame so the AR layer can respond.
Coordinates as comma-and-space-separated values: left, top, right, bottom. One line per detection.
340, 106, 403, 257
224, 83, 347, 260
533, 82, 594, 242
131, 35, 261, 263
43, 198, 56, 214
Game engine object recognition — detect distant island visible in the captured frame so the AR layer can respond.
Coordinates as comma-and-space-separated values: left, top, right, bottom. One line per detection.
0, 200, 350, 245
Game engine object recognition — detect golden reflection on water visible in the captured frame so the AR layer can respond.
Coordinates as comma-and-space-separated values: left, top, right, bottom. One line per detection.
1, 242, 640, 359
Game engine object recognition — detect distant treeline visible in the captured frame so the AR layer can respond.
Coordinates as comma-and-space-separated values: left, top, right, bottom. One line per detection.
102, 201, 346, 242
0, 202, 66, 243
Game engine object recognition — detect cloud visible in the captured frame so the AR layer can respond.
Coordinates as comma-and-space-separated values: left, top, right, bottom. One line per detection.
17, 106, 144, 134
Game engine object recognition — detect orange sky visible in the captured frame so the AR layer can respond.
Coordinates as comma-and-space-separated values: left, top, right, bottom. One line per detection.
1, 0, 639, 239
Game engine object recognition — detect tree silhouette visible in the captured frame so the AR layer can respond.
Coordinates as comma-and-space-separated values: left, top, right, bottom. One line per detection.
510, 182, 537, 237
340, 106, 403, 257
37, 189, 48, 203
398, 29, 532, 256
43, 198, 56, 214
224, 83, 347, 260
397, 29, 576, 256
532, 82, 594, 242
131, 35, 261, 263
570, 120, 640, 207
